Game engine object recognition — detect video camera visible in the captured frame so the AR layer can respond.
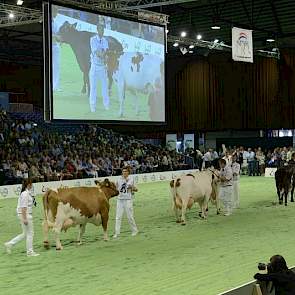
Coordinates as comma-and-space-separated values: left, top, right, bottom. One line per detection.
258, 262, 274, 273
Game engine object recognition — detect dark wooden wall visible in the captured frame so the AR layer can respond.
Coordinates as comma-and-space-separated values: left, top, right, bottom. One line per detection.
170, 49, 295, 131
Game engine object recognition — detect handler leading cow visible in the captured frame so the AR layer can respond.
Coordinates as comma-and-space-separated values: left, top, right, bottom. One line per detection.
42, 179, 118, 250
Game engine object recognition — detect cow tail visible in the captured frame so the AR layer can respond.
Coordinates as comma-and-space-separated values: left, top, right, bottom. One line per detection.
170, 179, 182, 209
43, 190, 51, 221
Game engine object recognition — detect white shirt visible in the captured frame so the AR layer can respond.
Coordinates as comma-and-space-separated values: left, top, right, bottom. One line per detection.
220, 165, 233, 186
90, 35, 108, 66
231, 162, 240, 181
203, 151, 212, 162
17, 189, 33, 215
116, 176, 135, 200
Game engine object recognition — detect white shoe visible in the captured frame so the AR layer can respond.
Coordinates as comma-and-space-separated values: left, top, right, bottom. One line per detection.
4, 242, 12, 254
113, 234, 119, 239
27, 252, 40, 257
224, 212, 231, 216
131, 231, 139, 237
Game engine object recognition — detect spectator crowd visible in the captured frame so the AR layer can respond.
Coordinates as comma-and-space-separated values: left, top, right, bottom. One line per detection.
187, 145, 295, 176
1, 108, 295, 185
0, 110, 189, 185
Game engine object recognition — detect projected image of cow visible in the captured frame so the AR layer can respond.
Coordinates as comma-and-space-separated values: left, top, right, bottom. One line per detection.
51, 5, 165, 122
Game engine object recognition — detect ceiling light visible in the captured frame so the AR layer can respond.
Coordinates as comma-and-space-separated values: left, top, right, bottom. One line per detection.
211, 25, 220, 30
189, 44, 194, 49
197, 34, 202, 40
180, 31, 187, 37
266, 37, 275, 42
9, 12, 14, 19
214, 39, 219, 43
173, 42, 179, 47
17, 0, 23, 5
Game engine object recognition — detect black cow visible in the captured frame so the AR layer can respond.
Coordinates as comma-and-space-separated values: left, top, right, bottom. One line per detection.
58, 21, 123, 96
275, 165, 295, 206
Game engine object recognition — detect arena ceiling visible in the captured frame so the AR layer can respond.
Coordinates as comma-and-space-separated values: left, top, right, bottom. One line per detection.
1, 0, 295, 63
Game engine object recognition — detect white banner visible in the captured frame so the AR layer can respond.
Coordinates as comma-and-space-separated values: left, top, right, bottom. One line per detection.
183, 134, 194, 151
264, 167, 277, 177
232, 27, 253, 63
166, 134, 177, 151
0, 169, 198, 200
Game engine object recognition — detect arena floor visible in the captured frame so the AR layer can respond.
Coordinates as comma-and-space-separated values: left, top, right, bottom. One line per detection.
1, 177, 295, 295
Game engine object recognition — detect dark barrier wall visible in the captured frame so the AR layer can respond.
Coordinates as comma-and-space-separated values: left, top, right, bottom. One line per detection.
0, 61, 42, 107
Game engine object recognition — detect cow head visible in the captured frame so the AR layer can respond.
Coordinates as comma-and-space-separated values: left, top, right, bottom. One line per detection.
58, 21, 78, 43
95, 179, 119, 199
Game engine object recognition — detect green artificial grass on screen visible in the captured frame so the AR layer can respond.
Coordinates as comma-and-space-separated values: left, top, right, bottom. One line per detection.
53, 45, 150, 121
1, 177, 295, 295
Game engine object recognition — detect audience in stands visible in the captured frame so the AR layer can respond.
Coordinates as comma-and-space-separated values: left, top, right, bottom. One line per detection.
0, 111, 189, 185
1, 109, 294, 185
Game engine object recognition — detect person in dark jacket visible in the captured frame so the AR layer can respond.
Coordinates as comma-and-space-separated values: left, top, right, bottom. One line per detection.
254, 255, 295, 295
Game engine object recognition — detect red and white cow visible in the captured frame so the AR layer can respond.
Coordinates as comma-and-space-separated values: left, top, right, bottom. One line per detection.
112, 52, 164, 117
42, 179, 118, 250
170, 170, 220, 225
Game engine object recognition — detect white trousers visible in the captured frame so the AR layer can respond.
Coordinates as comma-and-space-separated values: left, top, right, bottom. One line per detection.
115, 199, 138, 235
7, 214, 34, 254
52, 44, 60, 91
219, 186, 233, 214
233, 180, 240, 208
89, 64, 109, 112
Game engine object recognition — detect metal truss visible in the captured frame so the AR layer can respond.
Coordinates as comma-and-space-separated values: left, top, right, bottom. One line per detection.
168, 35, 280, 59
52, 0, 169, 25
114, 0, 199, 10
0, 3, 42, 28
0, 1, 169, 28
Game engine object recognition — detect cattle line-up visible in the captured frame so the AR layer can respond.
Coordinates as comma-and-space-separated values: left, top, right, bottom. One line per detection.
38, 167, 290, 250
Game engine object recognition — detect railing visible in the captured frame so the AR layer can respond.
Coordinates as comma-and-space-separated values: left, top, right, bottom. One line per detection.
9, 103, 33, 113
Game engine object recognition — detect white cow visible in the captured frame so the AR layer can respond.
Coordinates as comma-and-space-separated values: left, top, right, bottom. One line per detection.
112, 52, 164, 117
170, 170, 220, 225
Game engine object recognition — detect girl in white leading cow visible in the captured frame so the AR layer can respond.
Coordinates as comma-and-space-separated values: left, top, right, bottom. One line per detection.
218, 159, 234, 216
4, 179, 40, 257
113, 167, 138, 238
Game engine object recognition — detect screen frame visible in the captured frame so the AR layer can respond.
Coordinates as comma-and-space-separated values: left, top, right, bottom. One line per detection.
46, 1, 167, 125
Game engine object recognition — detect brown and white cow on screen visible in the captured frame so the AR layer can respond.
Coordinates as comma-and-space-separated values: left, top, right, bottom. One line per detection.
170, 170, 220, 225
42, 179, 118, 250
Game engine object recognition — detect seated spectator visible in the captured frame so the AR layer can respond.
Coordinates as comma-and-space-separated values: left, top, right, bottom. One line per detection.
29, 163, 44, 183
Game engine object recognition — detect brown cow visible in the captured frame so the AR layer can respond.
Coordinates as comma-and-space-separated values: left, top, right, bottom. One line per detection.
42, 179, 118, 250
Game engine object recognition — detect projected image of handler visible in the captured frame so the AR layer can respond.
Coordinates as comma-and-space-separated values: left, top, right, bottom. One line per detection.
89, 18, 109, 112
52, 6, 62, 92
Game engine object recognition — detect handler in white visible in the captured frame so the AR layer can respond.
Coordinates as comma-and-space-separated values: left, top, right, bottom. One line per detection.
113, 167, 139, 238
89, 19, 109, 112
231, 154, 241, 209
4, 179, 39, 256
218, 159, 234, 216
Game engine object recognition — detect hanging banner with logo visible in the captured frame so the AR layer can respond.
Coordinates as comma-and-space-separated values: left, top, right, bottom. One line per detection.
166, 134, 177, 151
183, 134, 194, 151
232, 27, 253, 63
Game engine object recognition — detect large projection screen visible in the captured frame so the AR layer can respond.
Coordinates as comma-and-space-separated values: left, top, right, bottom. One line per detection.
49, 4, 165, 122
